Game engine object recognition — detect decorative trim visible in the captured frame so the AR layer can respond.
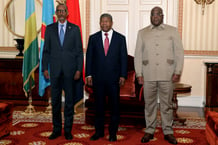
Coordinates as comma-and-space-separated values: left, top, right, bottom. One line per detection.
178, 96, 204, 107
0, 47, 16, 51
178, 0, 183, 38
185, 50, 218, 56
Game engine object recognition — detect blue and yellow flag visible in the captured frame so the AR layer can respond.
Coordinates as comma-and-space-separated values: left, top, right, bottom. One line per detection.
38, 0, 55, 96
22, 0, 39, 97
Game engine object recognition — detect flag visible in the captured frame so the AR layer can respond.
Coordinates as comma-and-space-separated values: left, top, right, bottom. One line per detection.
38, 0, 55, 96
67, 0, 82, 38
66, 0, 84, 105
22, 0, 39, 96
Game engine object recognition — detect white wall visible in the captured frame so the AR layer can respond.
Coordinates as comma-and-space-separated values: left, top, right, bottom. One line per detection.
178, 56, 218, 107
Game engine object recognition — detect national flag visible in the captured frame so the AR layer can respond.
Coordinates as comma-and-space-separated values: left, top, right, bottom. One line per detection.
66, 0, 84, 105
22, 0, 39, 96
38, 0, 55, 96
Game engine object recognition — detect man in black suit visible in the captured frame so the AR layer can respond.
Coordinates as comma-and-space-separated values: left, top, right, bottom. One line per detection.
42, 4, 83, 140
86, 13, 128, 142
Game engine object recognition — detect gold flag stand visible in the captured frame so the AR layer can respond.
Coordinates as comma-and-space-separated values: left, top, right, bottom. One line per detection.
21, 79, 40, 116
44, 97, 52, 115
41, 87, 52, 116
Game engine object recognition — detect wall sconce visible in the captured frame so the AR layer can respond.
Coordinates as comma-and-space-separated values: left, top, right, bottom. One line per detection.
194, 0, 215, 15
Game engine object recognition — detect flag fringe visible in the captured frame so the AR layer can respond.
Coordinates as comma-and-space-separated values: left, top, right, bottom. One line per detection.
23, 63, 39, 97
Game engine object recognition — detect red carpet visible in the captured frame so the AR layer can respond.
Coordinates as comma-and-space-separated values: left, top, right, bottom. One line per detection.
0, 121, 207, 145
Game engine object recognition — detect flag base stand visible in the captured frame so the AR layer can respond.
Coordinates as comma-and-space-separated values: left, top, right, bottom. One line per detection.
41, 97, 52, 116
44, 104, 52, 115
41, 87, 52, 116
21, 96, 39, 116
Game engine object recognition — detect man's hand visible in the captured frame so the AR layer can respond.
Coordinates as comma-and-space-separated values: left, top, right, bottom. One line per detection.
137, 76, 144, 85
172, 74, 181, 83
74, 71, 81, 80
43, 70, 50, 79
86, 77, 93, 86
119, 77, 125, 86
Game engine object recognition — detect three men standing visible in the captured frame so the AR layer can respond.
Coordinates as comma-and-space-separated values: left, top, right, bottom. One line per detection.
42, 4, 183, 144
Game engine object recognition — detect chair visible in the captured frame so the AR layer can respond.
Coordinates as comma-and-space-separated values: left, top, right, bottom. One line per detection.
206, 111, 218, 145
0, 102, 13, 138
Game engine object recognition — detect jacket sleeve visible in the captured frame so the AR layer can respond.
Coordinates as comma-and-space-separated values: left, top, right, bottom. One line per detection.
74, 26, 83, 72
85, 35, 93, 77
42, 26, 50, 72
120, 35, 128, 79
134, 30, 143, 77
173, 29, 184, 75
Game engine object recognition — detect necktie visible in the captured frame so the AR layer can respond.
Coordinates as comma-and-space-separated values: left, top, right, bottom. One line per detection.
59, 25, 64, 46
104, 32, 109, 56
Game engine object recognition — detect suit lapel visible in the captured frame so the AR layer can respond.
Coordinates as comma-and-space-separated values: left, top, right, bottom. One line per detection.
97, 32, 105, 56
56, 22, 72, 48
53, 22, 63, 48
63, 22, 70, 45
108, 31, 116, 55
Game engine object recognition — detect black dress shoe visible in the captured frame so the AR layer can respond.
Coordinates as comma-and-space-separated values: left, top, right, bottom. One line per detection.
141, 133, 154, 143
64, 132, 73, 140
109, 135, 117, 142
164, 134, 178, 144
90, 133, 104, 140
48, 132, 61, 140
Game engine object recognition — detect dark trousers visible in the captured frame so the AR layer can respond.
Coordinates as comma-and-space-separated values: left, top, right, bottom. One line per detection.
93, 81, 120, 136
50, 74, 75, 133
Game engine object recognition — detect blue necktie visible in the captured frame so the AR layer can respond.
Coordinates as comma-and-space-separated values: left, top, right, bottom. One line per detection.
59, 25, 64, 46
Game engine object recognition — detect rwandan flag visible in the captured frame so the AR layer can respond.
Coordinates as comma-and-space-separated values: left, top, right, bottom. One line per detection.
38, 0, 55, 97
66, 0, 84, 105
22, 0, 39, 97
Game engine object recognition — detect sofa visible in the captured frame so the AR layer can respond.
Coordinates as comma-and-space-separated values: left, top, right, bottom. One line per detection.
206, 111, 218, 145
85, 55, 145, 126
0, 102, 13, 138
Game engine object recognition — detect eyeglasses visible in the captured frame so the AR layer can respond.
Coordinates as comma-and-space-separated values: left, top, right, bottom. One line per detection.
151, 13, 163, 17
56, 9, 66, 13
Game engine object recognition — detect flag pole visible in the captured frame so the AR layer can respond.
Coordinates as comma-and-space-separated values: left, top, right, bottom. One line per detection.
39, 0, 55, 116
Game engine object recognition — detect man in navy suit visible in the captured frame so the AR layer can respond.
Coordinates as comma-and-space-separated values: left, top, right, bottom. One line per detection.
42, 4, 83, 140
86, 13, 128, 142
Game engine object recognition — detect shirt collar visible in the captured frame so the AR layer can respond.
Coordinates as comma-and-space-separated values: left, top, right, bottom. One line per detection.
149, 23, 165, 30
102, 29, 113, 36
58, 21, 67, 27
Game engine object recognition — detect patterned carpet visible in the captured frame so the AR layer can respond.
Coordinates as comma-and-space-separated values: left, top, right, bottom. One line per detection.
0, 111, 207, 145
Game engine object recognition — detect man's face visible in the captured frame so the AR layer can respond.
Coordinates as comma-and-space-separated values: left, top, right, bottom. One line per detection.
56, 5, 68, 23
150, 7, 163, 26
100, 17, 113, 32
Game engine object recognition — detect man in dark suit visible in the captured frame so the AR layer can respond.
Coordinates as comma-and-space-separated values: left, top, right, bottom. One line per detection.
42, 4, 83, 140
86, 13, 128, 142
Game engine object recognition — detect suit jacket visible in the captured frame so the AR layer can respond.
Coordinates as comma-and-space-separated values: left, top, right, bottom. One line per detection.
42, 22, 83, 78
134, 24, 184, 81
86, 30, 128, 84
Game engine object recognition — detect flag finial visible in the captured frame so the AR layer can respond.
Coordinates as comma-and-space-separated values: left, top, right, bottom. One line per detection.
56, 0, 66, 4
